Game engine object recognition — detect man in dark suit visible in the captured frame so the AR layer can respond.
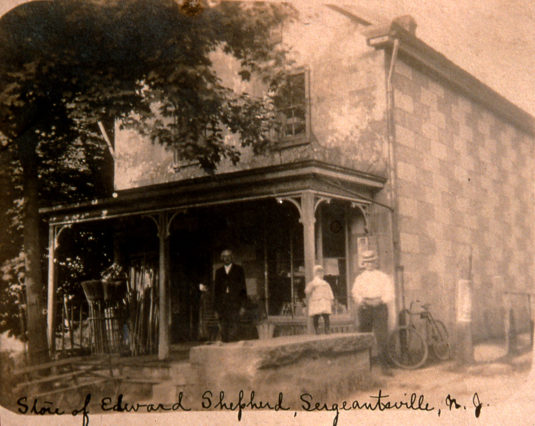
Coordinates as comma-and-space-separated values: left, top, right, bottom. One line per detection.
213, 249, 247, 342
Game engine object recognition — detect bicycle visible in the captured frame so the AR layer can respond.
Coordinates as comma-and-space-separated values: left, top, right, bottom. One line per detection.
387, 300, 451, 369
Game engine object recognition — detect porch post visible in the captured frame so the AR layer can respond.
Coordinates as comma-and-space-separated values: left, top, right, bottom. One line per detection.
315, 206, 323, 265
158, 213, 170, 360
301, 191, 316, 334
46, 224, 57, 354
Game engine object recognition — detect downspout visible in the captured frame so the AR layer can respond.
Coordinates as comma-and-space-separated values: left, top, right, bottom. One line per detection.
385, 39, 404, 311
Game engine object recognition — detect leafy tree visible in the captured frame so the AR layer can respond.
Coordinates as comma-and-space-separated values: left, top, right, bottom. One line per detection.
0, 0, 294, 362
0, 105, 111, 343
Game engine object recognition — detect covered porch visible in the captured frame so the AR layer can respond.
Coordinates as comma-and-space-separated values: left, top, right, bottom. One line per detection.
42, 160, 387, 360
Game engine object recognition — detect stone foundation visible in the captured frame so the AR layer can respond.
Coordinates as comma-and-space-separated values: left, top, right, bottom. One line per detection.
189, 333, 374, 409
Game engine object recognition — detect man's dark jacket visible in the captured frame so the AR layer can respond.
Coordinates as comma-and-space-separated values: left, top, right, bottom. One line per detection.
213, 264, 247, 317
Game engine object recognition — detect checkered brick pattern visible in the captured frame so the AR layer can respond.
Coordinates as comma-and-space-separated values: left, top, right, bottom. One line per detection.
392, 59, 535, 338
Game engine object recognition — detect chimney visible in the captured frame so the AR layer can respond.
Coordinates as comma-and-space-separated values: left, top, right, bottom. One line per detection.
392, 15, 417, 35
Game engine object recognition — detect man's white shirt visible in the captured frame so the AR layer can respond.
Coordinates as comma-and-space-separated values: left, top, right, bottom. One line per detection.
351, 269, 395, 305
223, 264, 233, 293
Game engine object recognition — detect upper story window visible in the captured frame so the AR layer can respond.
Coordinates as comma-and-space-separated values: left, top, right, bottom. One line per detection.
170, 68, 311, 172
273, 69, 310, 145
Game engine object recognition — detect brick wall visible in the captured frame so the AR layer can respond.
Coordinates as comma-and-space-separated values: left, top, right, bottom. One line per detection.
392, 58, 535, 340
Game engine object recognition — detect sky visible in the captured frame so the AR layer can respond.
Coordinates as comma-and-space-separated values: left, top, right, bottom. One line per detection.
1, 0, 534, 116
351, 0, 535, 116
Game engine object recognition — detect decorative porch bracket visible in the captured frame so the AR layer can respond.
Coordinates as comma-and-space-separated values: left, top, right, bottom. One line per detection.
314, 196, 331, 213
351, 201, 370, 230
275, 194, 331, 224
145, 210, 182, 240
47, 224, 71, 354
276, 196, 303, 222
145, 211, 183, 360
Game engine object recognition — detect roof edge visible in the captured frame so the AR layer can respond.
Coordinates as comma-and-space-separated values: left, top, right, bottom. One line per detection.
325, 4, 388, 27
40, 159, 386, 218
366, 21, 535, 135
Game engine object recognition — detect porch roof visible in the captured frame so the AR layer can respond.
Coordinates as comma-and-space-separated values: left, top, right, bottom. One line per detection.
41, 160, 387, 226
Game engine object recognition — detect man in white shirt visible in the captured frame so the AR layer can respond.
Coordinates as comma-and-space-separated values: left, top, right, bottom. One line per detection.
351, 250, 395, 375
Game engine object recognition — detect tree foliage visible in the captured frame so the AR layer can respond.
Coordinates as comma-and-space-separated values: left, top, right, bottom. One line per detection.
0, 0, 295, 354
1, 0, 295, 168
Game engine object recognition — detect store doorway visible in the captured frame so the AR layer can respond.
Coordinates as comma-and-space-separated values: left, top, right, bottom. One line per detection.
170, 223, 212, 343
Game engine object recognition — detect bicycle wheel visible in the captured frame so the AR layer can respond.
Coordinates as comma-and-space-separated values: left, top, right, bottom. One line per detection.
388, 326, 428, 369
430, 320, 451, 360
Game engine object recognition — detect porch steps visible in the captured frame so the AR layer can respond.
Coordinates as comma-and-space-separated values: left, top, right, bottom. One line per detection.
120, 364, 171, 382
116, 360, 197, 405
151, 361, 197, 406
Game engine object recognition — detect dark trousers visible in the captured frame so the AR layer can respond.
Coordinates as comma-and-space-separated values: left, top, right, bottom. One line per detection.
220, 309, 240, 342
358, 303, 389, 366
313, 314, 330, 334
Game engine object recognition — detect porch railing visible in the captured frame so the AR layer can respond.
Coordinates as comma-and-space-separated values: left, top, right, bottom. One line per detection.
268, 315, 356, 336
54, 296, 92, 357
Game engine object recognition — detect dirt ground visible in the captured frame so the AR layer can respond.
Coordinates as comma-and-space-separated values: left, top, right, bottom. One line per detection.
1, 335, 533, 426
339, 340, 533, 425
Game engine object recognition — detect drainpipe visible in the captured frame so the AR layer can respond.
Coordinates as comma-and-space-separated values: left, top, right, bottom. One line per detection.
385, 38, 403, 312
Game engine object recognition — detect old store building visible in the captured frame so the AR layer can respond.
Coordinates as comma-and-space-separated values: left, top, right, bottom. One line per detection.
42, 5, 535, 359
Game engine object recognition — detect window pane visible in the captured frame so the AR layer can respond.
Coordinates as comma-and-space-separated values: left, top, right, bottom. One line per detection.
292, 120, 305, 136
275, 71, 307, 139
288, 73, 305, 105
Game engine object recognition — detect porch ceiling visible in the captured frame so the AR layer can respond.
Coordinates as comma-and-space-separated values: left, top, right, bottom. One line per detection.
41, 160, 386, 225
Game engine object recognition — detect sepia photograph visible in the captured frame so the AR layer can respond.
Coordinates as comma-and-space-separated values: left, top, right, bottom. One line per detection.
0, 0, 533, 424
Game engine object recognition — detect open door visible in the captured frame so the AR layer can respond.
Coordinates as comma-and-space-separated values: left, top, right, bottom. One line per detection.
170, 230, 212, 343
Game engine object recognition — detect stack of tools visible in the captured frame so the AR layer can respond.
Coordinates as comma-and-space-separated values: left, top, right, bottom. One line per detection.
81, 262, 129, 355
82, 258, 160, 356
102, 280, 127, 353
81, 280, 107, 353
127, 257, 159, 356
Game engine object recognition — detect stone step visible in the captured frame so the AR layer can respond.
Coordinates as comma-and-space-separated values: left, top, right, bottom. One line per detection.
119, 361, 195, 383
168, 362, 196, 385
98, 360, 199, 406
119, 382, 154, 402
151, 381, 197, 405
189, 333, 373, 407
150, 362, 197, 405
120, 365, 171, 381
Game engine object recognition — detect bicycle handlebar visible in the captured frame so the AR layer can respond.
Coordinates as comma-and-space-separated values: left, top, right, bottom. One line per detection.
407, 300, 431, 315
